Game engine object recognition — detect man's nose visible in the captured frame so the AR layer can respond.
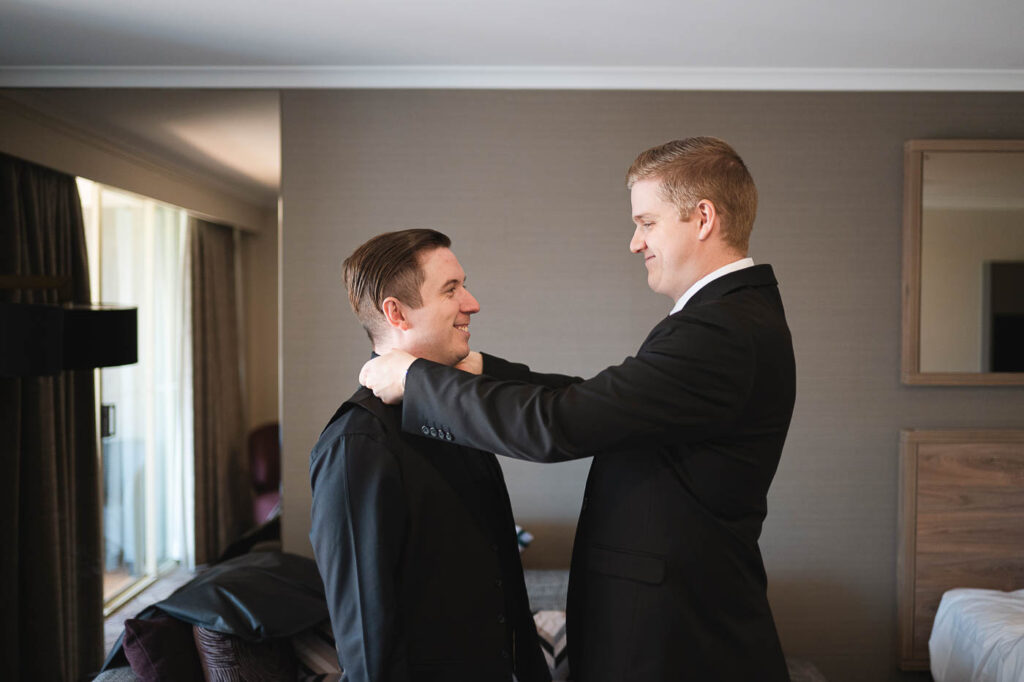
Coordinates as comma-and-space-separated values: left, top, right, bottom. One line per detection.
629, 225, 645, 253
462, 289, 481, 314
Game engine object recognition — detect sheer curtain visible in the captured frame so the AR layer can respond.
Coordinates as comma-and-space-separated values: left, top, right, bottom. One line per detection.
0, 152, 102, 680
190, 217, 250, 564
77, 179, 196, 587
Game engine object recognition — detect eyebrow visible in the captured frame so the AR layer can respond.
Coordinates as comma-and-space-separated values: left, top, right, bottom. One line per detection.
633, 213, 655, 222
439, 277, 464, 291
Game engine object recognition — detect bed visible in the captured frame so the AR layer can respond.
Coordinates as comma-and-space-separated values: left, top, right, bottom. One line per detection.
897, 429, 1024, 675
929, 587, 1024, 682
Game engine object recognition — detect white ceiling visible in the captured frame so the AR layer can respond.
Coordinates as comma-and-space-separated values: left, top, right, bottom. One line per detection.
2, 0, 1023, 90
1, 0, 1022, 203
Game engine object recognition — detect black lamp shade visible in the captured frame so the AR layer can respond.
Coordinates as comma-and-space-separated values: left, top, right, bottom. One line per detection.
63, 305, 138, 370
0, 302, 137, 377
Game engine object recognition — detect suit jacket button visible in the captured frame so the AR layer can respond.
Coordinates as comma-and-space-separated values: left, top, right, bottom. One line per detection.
497, 614, 506, 624
495, 579, 502, 588
429, 427, 437, 437
420, 425, 429, 435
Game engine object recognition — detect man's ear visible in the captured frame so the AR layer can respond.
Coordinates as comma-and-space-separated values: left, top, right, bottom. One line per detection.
695, 199, 717, 241
380, 297, 410, 331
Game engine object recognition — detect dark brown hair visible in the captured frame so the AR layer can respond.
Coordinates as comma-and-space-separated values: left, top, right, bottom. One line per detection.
626, 137, 757, 252
342, 229, 451, 343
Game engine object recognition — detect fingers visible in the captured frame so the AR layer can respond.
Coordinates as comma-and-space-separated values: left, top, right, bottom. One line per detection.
359, 357, 383, 389
358, 357, 374, 387
358, 353, 408, 403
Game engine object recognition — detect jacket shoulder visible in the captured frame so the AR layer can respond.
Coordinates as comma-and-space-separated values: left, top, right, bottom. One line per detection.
312, 387, 395, 456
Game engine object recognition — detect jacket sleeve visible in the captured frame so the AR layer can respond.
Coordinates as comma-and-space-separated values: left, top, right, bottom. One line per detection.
309, 429, 409, 682
481, 352, 583, 389
404, 313, 755, 462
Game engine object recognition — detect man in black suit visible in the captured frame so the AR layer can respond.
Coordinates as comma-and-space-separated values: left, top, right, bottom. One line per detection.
359, 138, 796, 681
309, 229, 550, 682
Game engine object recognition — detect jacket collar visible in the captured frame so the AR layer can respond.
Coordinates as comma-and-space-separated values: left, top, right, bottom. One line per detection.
680, 263, 778, 311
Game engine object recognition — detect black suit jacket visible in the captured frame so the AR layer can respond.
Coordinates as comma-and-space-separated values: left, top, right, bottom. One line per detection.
309, 387, 550, 682
402, 265, 795, 681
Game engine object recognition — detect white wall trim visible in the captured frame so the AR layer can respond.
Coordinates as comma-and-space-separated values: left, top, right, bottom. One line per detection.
1, 66, 1023, 91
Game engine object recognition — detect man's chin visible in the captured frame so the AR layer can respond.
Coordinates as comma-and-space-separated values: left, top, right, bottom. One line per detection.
431, 347, 469, 368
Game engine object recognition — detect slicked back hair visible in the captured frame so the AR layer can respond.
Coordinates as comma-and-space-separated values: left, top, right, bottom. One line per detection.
342, 229, 451, 344
626, 137, 757, 252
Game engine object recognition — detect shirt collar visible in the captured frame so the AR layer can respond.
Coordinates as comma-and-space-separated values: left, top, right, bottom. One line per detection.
670, 257, 755, 315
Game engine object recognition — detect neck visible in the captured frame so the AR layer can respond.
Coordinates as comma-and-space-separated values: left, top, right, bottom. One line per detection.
374, 336, 455, 367
372, 331, 408, 358
701, 249, 747, 277
675, 248, 746, 299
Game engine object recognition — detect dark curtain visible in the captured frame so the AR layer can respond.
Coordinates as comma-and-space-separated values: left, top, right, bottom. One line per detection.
0, 152, 103, 680
190, 217, 250, 565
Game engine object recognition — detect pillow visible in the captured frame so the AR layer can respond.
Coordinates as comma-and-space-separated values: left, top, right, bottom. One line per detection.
292, 619, 343, 681
122, 614, 203, 682
193, 625, 297, 681
533, 610, 569, 681
516, 524, 534, 553
524, 569, 569, 612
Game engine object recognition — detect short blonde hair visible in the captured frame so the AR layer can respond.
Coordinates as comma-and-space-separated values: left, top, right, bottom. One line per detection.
626, 137, 757, 251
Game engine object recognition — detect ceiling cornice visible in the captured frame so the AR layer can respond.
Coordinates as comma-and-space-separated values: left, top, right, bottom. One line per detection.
2, 66, 1023, 91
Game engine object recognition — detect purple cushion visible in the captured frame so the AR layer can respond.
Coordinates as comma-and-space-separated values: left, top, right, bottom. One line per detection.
193, 625, 296, 681
253, 490, 281, 525
122, 613, 203, 682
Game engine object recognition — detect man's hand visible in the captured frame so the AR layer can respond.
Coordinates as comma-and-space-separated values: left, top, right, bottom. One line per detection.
454, 351, 483, 375
360, 350, 416, 404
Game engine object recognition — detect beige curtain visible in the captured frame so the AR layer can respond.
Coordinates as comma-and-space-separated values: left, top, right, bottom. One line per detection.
190, 217, 251, 565
0, 152, 103, 680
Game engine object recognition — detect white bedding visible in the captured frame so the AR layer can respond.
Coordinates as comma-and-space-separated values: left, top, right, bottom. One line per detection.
930, 587, 1024, 682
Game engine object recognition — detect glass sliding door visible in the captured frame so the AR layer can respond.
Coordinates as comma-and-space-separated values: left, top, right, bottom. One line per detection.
78, 179, 194, 610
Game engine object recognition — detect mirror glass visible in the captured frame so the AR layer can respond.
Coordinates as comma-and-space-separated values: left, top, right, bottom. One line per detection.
903, 141, 1024, 384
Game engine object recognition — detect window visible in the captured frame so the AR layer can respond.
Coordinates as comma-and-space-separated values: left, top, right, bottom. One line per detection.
77, 179, 195, 613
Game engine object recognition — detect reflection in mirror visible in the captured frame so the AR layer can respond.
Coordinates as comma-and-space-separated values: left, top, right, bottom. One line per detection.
921, 151, 1024, 371
902, 140, 1024, 385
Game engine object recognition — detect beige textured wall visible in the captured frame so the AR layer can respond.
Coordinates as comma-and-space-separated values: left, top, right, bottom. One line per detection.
280, 90, 1024, 682
242, 206, 282, 431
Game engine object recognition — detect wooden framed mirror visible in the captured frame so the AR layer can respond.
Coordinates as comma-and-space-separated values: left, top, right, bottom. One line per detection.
901, 139, 1024, 385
